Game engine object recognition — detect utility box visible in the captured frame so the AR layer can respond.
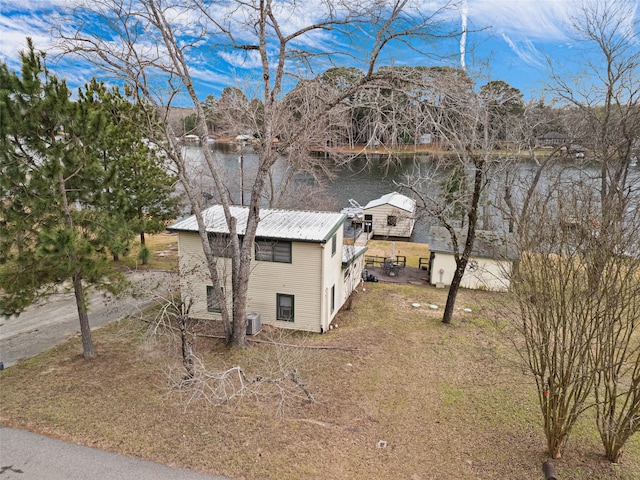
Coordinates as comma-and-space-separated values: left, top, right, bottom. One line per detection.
246, 312, 262, 335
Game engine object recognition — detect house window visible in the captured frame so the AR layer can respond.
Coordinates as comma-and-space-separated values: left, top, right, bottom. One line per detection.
209, 234, 232, 258
277, 294, 294, 322
206, 285, 223, 313
255, 240, 292, 263
331, 234, 337, 257
364, 214, 373, 233
331, 285, 335, 313
387, 215, 397, 226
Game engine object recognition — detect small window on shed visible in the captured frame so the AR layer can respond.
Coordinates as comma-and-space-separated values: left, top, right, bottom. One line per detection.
387, 215, 397, 226
331, 234, 337, 257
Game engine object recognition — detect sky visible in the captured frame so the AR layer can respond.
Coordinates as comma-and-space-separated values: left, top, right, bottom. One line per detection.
0, 0, 638, 102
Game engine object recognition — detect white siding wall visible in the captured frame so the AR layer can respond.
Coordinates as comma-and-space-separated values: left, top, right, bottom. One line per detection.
320, 230, 345, 330
342, 254, 365, 299
365, 205, 414, 238
430, 252, 512, 292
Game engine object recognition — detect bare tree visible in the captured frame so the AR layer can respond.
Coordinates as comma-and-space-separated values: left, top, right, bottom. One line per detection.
403, 69, 522, 324
167, 330, 317, 418
511, 180, 605, 459
505, 0, 640, 461
55, 0, 455, 348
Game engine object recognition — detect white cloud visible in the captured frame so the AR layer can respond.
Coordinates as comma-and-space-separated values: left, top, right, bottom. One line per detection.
217, 50, 263, 70
0, 8, 56, 64
501, 33, 546, 69
468, 0, 574, 41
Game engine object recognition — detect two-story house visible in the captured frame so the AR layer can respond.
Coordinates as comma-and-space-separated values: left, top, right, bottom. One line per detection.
167, 205, 367, 333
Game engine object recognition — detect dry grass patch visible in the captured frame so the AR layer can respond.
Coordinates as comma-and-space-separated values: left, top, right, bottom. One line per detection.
117, 232, 179, 271
364, 240, 430, 268
1, 283, 638, 479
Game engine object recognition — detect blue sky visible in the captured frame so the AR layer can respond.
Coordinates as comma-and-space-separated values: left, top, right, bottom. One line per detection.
0, 0, 637, 101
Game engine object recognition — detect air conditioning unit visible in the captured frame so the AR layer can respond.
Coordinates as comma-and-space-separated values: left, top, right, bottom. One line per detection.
246, 312, 262, 335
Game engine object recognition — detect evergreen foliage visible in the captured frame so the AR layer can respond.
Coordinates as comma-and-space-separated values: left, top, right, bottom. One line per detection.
0, 40, 179, 355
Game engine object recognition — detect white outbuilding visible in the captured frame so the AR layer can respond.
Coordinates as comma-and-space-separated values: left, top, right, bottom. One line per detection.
362, 192, 416, 239
428, 226, 515, 292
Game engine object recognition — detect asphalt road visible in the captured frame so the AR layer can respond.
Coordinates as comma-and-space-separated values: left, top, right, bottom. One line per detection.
0, 425, 228, 480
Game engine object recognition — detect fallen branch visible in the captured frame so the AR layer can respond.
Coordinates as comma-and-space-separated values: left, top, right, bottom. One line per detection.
141, 317, 357, 351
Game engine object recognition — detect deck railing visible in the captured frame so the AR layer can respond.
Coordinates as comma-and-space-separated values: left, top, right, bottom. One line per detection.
364, 255, 406, 268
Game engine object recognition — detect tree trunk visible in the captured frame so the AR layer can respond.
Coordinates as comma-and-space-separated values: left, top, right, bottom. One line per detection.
231, 262, 249, 349
442, 264, 464, 324
59, 166, 95, 358
73, 270, 95, 358
442, 156, 483, 324
178, 310, 194, 379
140, 231, 148, 265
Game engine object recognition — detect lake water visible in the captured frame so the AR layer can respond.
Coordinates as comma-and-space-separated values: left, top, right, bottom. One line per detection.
184, 145, 434, 241
185, 144, 640, 244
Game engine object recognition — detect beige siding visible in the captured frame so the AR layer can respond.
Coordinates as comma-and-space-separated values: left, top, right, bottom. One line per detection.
178, 231, 334, 332
177, 232, 233, 321
250, 240, 323, 332
430, 252, 511, 292
364, 204, 414, 238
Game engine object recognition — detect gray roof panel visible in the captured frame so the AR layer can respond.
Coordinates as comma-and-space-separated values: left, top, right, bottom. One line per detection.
168, 205, 347, 243
429, 226, 517, 260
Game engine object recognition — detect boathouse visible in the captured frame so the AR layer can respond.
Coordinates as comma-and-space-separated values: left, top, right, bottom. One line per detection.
362, 192, 416, 239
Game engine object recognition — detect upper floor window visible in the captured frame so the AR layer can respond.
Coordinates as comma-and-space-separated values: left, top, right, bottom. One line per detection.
209, 234, 232, 258
331, 234, 337, 257
255, 239, 292, 263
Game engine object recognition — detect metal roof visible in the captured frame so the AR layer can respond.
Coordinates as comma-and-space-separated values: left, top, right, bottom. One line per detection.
168, 205, 347, 243
363, 192, 416, 212
429, 226, 517, 260
342, 245, 368, 264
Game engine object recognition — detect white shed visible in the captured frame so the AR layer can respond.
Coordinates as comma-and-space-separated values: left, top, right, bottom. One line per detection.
362, 192, 416, 239
428, 226, 514, 292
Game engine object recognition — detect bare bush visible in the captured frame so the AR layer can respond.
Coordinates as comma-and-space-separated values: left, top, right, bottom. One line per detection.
166, 330, 316, 418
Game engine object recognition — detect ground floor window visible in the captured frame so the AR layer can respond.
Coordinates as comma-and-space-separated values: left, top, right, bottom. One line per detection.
277, 293, 294, 321
206, 286, 223, 312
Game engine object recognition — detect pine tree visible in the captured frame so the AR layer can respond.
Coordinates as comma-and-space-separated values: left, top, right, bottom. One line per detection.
0, 41, 130, 358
